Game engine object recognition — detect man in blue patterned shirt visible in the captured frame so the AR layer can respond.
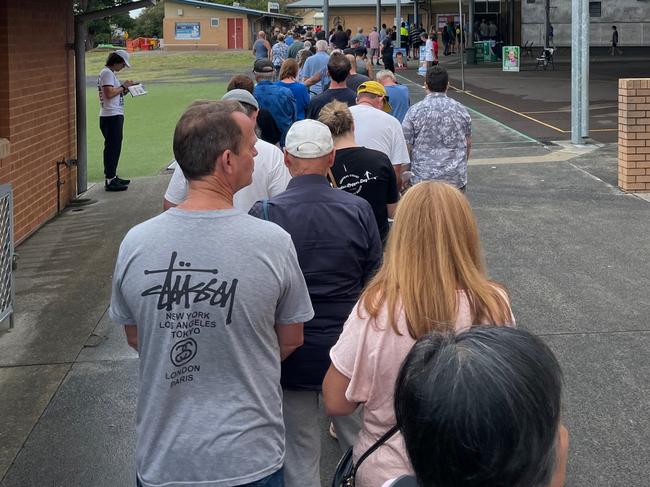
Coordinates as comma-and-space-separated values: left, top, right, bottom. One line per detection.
402, 66, 471, 191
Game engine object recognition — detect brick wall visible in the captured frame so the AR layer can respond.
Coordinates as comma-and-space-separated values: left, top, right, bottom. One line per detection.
618, 78, 650, 192
0, 0, 77, 243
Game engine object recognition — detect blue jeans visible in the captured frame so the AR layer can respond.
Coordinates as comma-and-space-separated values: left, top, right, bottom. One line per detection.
137, 468, 284, 487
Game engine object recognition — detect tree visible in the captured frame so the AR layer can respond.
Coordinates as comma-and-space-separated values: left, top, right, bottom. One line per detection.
130, 2, 164, 38
74, 0, 135, 48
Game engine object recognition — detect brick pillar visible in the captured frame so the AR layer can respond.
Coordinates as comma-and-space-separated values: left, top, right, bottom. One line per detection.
618, 78, 650, 192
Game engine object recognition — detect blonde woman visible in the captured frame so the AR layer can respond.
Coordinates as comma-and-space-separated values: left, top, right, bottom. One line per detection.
318, 100, 398, 242
323, 181, 515, 487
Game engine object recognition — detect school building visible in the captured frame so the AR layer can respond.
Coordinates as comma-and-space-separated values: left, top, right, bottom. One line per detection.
287, 0, 521, 45
163, 0, 301, 51
0, 0, 77, 243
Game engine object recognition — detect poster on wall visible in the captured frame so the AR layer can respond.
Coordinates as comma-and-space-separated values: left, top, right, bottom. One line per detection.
393, 48, 408, 69
502, 46, 520, 72
176, 22, 201, 40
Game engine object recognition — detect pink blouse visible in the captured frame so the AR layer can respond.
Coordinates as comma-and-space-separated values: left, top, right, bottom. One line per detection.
329, 291, 514, 487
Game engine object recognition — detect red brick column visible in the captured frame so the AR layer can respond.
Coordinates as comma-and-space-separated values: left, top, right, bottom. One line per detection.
618, 78, 650, 192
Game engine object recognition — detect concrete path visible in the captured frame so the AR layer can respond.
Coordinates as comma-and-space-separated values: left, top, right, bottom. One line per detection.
1, 74, 649, 485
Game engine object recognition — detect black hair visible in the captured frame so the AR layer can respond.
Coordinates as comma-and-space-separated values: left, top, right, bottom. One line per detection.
425, 65, 449, 92
612, 25, 617, 29
382, 23, 387, 28
105, 53, 125, 67
327, 52, 351, 83
394, 327, 563, 487
173, 100, 246, 180
337, 24, 343, 31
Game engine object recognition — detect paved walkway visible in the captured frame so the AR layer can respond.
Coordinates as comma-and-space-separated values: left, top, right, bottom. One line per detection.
1, 72, 649, 486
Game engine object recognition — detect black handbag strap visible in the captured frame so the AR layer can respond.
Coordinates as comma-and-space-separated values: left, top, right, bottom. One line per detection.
351, 425, 400, 477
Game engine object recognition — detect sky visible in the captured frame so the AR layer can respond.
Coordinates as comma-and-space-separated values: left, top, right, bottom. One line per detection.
129, 8, 144, 18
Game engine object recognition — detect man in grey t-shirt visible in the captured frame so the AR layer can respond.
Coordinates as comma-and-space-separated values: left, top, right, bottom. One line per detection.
110, 100, 314, 487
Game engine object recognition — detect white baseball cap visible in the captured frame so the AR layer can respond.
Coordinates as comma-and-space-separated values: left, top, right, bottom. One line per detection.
114, 49, 131, 68
285, 120, 334, 159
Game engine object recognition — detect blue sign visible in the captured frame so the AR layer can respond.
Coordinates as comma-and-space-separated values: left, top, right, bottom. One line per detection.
176, 22, 201, 40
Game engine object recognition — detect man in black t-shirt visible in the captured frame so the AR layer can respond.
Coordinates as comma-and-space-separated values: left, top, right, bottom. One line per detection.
306, 53, 357, 120
331, 25, 349, 49
318, 100, 399, 242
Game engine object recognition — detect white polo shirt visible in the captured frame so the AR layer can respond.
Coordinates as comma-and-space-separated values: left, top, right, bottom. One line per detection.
164, 139, 291, 212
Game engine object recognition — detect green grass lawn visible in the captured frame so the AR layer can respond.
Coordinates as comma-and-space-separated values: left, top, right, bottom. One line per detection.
86, 50, 254, 83
87, 82, 227, 181
86, 49, 257, 181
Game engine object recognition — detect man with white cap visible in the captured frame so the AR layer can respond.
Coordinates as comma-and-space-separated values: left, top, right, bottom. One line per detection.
98, 49, 135, 192
163, 88, 291, 212
249, 119, 382, 487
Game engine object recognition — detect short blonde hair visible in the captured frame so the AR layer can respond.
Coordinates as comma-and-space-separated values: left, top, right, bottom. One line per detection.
318, 100, 354, 137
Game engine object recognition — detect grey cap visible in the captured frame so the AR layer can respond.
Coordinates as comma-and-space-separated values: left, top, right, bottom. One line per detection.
221, 89, 259, 110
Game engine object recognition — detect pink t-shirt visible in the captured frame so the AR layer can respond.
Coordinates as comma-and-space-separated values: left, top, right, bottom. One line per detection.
329, 291, 514, 487
369, 31, 380, 49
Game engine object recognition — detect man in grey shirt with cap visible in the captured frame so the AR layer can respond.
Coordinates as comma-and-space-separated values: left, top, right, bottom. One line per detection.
111, 100, 313, 487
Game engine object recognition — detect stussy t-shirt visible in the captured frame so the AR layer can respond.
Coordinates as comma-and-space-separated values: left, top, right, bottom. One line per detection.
110, 208, 314, 487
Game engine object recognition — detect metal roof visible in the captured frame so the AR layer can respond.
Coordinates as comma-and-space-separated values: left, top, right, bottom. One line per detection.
170, 0, 301, 20
287, 0, 413, 8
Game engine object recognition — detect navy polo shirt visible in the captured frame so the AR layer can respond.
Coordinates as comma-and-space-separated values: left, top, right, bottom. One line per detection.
250, 174, 382, 390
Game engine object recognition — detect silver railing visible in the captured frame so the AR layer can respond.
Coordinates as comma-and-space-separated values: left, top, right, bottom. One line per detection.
0, 184, 14, 330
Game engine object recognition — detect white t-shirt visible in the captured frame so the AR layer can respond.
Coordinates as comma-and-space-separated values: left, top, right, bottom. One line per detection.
425, 39, 434, 61
164, 139, 291, 212
350, 104, 410, 166
97, 66, 124, 117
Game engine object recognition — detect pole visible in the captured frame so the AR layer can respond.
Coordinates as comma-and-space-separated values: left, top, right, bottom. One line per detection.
414, 0, 418, 28
545, 0, 550, 46
74, 19, 88, 194
580, 0, 589, 138
376, 0, 381, 32
468, 0, 474, 44
570, 0, 582, 144
323, 0, 329, 37
509, 0, 515, 44
458, 0, 465, 90
396, 0, 401, 48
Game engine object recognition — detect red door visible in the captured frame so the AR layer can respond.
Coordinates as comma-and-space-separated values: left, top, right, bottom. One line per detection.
227, 18, 244, 49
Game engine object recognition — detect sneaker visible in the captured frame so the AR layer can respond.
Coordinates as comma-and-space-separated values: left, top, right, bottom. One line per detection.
115, 176, 131, 185
105, 179, 128, 192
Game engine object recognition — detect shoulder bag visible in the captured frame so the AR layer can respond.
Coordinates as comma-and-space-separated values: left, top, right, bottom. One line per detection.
331, 425, 400, 487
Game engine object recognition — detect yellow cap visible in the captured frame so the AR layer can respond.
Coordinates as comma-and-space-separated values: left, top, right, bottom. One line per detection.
357, 81, 392, 113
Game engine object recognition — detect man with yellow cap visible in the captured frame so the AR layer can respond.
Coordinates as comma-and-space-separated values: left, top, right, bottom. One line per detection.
349, 81, 410, 187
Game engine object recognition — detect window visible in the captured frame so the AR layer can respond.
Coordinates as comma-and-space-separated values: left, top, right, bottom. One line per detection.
589, 1, 601, 17
211, 18, 220, 28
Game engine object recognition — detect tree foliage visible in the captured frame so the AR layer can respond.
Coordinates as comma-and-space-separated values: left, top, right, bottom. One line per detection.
129, 2, 164, 38
75, 0, 136, 47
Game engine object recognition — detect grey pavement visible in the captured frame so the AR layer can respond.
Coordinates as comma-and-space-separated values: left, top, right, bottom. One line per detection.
1, 79, 650, 485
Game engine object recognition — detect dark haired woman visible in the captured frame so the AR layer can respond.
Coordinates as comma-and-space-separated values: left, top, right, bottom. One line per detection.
97, 50, 134, 191
389, 327, 569, 487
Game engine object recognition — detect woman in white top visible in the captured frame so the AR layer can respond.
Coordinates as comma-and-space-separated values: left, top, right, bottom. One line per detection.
323, 181, 515, 487
97, 50, 134, 191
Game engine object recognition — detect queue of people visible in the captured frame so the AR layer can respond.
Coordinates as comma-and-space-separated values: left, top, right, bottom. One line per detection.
106, 45, 569, 487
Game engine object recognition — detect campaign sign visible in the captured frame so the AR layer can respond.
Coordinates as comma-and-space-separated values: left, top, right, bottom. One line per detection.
502, 46, 520, 72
